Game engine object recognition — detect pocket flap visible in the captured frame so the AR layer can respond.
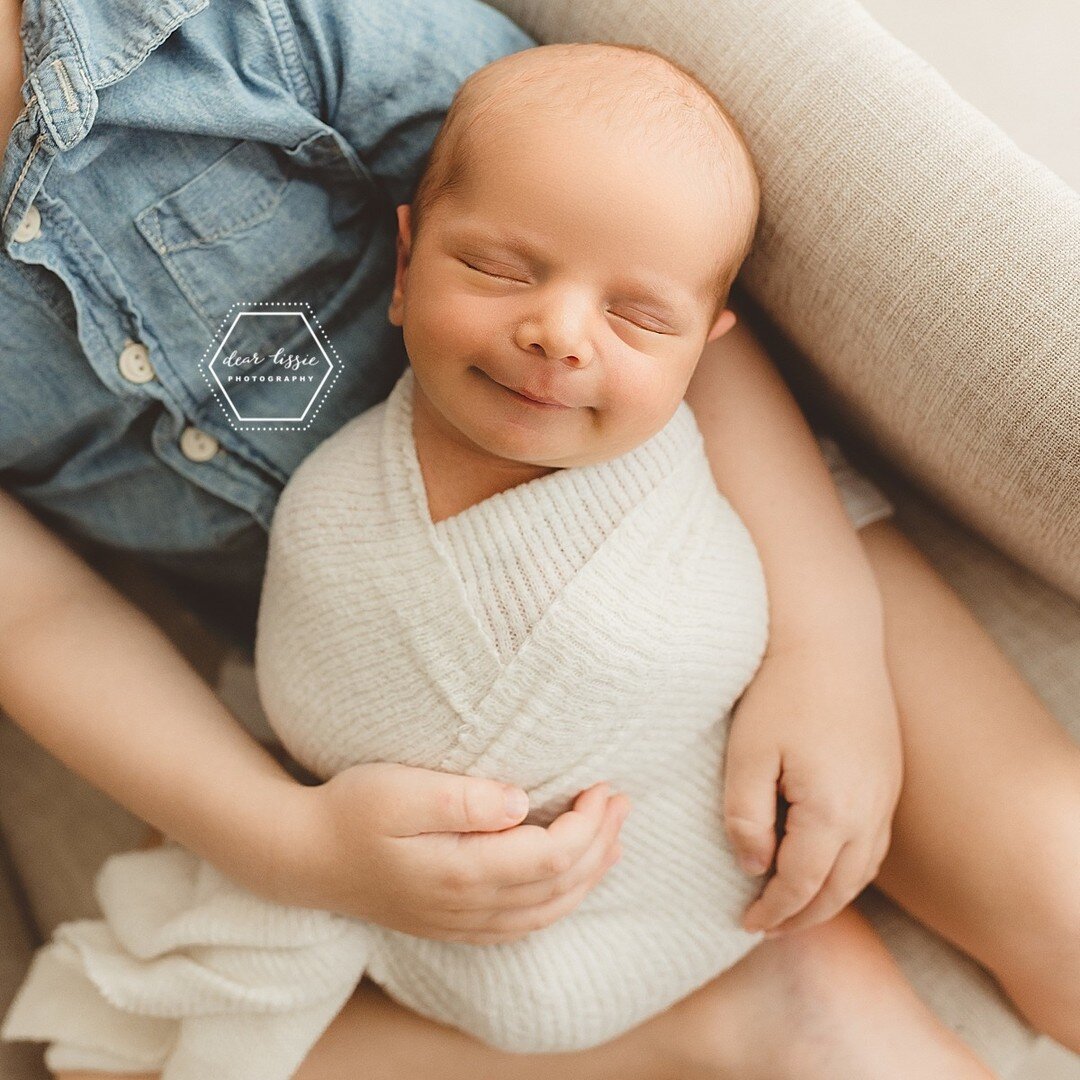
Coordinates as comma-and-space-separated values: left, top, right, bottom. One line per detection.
136, 140, 289, 254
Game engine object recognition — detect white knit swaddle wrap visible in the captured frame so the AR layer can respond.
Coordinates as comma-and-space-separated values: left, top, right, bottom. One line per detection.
2, 369, 770, 1078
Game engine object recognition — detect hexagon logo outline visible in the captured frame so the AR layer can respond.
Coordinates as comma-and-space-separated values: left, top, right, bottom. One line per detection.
199, 301, 341, 430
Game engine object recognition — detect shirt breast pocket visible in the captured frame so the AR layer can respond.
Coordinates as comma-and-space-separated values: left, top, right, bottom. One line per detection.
134, 136, 379, 331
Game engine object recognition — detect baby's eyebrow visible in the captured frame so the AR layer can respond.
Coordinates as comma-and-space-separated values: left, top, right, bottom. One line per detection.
454, 227, 693, 320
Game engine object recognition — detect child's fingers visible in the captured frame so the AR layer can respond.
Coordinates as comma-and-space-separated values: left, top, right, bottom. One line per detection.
722, 738, 781, 875
494, 795, 628, 906
446, 782, 617, 891
759, 838, 867, 936
423, 794, 628, 940
459, 842, 625, 943
487, 788, 627, 894
865, 824, 893, 886
763, 821, 894, 937
373, 762, 531, 836
740, 808, 842, 932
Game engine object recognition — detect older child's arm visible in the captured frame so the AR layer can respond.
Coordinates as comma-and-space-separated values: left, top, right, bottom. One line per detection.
0, 489, 625, 939
685, 314, 903, 937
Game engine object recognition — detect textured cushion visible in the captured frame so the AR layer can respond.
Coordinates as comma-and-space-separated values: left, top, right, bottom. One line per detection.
484, 0, 1080, 601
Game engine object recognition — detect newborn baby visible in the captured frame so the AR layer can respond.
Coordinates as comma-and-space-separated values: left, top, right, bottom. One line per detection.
5, 42, 847, 1079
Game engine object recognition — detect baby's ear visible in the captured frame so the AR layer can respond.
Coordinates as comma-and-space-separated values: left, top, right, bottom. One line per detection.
388, 205, 414, 328
705, 308, 737, 344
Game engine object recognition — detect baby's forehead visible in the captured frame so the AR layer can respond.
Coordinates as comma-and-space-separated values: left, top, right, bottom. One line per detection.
455, 45, 754, 206
469, 45, 732, 149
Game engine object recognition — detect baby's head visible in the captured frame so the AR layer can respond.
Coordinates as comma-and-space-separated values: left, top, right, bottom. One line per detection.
388, 42, 759, 469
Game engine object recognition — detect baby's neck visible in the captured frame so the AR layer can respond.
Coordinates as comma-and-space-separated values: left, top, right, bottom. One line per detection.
410, 377, 555, 524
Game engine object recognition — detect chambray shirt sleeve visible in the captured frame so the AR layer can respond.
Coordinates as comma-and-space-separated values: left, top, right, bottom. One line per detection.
279, 0, 536, 208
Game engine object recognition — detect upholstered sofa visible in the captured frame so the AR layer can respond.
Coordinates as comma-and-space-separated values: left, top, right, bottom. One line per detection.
1, 0, 1077, 1077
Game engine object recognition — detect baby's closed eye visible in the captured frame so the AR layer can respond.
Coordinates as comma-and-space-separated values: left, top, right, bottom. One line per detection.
458, 258, 674, 334
608, 309, 671, 334
460, 259, 526, 283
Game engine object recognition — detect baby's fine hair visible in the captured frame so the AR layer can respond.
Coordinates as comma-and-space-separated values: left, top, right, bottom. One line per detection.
410, 41, 761, 318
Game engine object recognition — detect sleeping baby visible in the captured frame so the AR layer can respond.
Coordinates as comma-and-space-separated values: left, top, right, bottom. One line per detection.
2, 41, 894, 1079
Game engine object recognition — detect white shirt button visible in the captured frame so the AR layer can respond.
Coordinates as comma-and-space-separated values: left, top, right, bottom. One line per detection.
179, 426, 220, 463
117, 341, 156, 384
12, 204, 41, 244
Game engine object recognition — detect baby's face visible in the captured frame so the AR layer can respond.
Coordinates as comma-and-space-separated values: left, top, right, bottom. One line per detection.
389, 114, 737, 469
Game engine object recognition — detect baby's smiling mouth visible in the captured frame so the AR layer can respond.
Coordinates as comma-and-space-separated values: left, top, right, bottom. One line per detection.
474, 367, 574, 410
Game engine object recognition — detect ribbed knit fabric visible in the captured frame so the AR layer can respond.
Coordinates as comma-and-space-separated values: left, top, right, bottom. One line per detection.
431, 400, 686, 663
435, 433, 892, 667
3, 368, 775, 1076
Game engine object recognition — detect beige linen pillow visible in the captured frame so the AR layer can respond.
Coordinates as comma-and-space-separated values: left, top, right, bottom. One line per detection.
486, 0, 1080, 601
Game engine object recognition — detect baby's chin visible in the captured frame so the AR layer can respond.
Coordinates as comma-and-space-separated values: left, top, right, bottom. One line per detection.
474, 404, 675, 468
469, 431, 586, 471
457, 414, 604, 472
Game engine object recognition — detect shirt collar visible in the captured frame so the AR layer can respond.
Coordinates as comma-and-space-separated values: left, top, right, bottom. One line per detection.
19, 0, 209, 149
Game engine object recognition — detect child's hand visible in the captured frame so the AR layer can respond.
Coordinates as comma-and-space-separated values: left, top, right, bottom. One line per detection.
282, 762, 629, 943
724, 644, 903, 937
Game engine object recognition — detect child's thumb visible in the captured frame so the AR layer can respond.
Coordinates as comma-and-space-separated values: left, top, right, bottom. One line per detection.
412, 770, 529, 834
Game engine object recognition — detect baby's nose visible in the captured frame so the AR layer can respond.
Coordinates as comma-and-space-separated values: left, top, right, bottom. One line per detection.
525, 340, 587, 367
520, 305, 593, 367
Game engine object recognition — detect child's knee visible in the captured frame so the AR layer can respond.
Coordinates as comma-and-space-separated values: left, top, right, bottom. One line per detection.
769, 906, 895, 997
761, 907, 919, 1052
675, 909, 912, 1079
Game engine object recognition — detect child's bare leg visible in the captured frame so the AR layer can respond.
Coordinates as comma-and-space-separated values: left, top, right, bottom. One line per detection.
49, 975, 672, 1080
53, 906, 993, 1080
852, 520, 1080, 1050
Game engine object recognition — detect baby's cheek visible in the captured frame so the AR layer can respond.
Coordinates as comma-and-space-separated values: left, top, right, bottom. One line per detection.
414, 298, 478, 357
600, 363, 683, 444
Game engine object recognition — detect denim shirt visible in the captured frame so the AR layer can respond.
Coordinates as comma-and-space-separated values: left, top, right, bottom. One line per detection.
0, 0, 533, 643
